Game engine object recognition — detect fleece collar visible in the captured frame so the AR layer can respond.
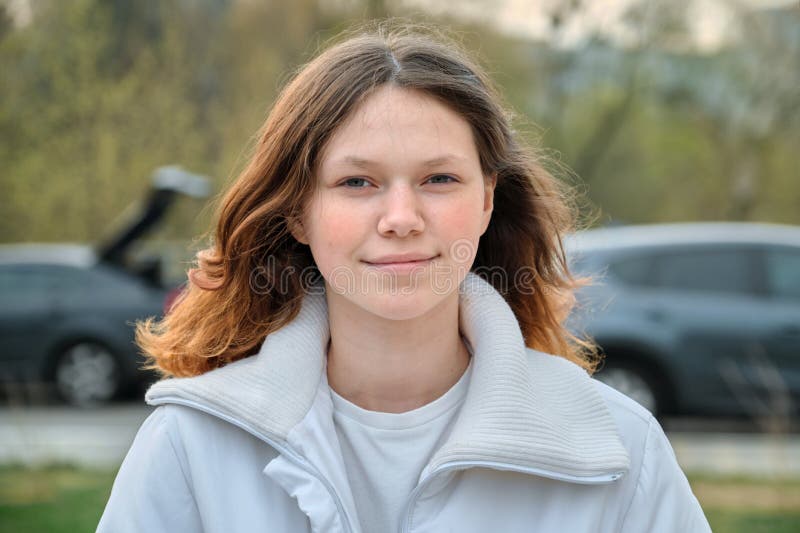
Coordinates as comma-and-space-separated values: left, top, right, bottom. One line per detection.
146, 272, 629, 480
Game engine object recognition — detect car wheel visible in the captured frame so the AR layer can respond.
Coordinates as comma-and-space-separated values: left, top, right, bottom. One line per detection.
54, 341, 122, 406
595, 363, 660, 416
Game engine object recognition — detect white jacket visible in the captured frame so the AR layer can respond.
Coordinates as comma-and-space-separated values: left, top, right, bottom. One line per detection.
98, 273, 711, 532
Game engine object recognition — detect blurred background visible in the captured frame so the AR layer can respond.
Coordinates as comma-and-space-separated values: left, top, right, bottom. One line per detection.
0, 0, 798, 531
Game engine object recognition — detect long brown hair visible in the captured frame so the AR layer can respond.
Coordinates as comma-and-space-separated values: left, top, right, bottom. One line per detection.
136, 22, 599, 378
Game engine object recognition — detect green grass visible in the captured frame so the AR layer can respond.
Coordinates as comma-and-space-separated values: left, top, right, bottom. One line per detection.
0, 463, 117, 533
687, 474, 800, 532
704, 509, 800, 533
0, 464, 799, 532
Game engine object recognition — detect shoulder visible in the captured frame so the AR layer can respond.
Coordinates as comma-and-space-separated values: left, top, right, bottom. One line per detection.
587, 374, 698, 520
524, 347, 653, 423
591, 378, 662, 473
134, 403, 281, 497
150, 403, 274, 456
522, 349, 708, 526
592, 376, 655, 438
522, 347, 658, 470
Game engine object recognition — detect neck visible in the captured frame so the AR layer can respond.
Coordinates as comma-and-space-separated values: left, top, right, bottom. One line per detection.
325, 289, 471, 414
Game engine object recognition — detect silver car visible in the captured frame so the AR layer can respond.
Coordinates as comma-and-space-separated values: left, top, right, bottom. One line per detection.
565, 222, 800, 421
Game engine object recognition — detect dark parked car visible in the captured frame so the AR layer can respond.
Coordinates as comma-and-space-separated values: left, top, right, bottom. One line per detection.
0, 167, 209, 406
565, 222, 800, 421
0, 246, 169, 405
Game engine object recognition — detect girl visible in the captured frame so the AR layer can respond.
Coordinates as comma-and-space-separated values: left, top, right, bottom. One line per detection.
98, 24, 710, 533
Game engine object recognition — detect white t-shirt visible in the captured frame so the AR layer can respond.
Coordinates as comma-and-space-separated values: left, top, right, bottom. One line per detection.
330, 353, 473, 533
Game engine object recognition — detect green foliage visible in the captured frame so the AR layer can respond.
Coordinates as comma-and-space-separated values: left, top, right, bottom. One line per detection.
0, 0, 797, 244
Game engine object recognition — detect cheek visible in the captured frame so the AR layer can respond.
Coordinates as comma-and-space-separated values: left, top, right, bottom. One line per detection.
437, 200, 486, 262
307, 203, 364, 261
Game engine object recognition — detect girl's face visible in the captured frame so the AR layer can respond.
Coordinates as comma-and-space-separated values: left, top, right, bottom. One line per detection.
291, 85, 495, 320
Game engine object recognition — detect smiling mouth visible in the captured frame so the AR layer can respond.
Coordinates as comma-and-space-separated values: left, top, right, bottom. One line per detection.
364, 255, 438, 265
362, 257, 440, 273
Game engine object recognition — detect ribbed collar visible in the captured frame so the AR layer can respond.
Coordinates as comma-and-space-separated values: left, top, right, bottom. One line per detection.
146, 272, 629, 480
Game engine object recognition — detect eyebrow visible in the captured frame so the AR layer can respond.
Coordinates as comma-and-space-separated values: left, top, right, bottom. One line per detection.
334, 154, 465, 169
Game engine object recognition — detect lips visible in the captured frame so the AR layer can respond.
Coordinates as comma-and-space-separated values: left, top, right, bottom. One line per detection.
365, 253, 437, 264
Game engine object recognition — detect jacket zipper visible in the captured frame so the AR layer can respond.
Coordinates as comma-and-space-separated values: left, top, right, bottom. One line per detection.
149, 397, 355, 533
399, 460, 625, 533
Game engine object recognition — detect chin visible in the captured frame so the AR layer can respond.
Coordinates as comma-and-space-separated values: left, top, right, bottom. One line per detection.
356, 290, 442, 322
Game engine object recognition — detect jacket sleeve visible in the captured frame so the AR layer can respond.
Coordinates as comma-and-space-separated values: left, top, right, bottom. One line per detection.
96, 405, 204, 532
619, 416, 712, 533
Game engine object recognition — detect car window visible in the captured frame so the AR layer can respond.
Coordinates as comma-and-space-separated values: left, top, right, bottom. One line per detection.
607, 253, 654, 286
765, 247, 800, 301
47, 265, 94, 288
48, 264, 133, 292
0, 266, 50, 293
0, 264, 101, 293
653, 247, 758, 296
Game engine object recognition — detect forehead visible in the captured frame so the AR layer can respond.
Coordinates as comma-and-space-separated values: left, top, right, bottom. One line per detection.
319, 85, 479, 167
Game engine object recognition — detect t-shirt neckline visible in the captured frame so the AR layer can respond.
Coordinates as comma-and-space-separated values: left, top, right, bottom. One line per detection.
329, 340, 474, 430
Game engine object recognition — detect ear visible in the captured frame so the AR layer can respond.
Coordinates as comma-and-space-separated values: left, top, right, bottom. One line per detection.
287, 216, 309, 245
480, 172, 497, 235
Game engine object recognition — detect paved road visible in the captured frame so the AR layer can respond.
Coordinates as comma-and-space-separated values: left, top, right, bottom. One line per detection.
1, 405, 799, 478
0, 405, 153, 469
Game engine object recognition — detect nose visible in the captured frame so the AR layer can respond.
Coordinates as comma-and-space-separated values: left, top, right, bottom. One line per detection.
377, 184, 425, 237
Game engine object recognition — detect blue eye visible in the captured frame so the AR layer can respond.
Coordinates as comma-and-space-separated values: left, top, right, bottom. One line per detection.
340, 175, 456, 188
428, 174, 456, 184
342, 177, 371, 188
